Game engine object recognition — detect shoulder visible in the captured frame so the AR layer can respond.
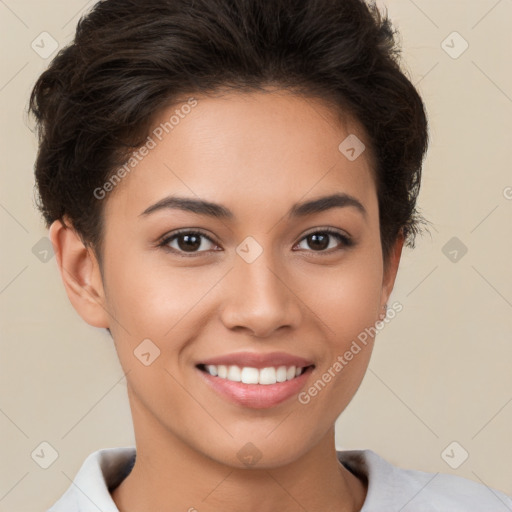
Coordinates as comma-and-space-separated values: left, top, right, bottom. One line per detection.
337, 449, 512, 512
47, 446, 136, 512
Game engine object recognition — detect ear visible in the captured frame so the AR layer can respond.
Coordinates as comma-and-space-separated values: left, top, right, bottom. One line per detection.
379, 231, 404, 313
49, 217, 110, 328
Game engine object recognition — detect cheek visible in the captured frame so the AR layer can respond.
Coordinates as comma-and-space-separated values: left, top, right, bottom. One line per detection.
298, 250, 383, 339
105, 249, 218, 335
298, 253, 383, 400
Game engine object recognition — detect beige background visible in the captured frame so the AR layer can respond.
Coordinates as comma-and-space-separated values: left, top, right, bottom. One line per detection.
1, 0, 511, 510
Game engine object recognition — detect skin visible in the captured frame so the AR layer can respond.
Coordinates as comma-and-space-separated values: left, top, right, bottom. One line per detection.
49, 88, 403, 512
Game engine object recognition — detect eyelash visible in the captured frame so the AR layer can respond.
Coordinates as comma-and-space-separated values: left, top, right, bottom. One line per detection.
157, 227, 354, 258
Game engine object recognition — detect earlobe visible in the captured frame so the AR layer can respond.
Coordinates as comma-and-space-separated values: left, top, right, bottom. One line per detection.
48, 218, 110, 329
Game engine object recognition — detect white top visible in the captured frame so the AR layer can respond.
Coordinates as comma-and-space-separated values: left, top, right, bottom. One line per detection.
47, 446, 512, 511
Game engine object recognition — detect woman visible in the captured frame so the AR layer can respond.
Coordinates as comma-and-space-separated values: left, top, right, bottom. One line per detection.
30, 0, 512, 510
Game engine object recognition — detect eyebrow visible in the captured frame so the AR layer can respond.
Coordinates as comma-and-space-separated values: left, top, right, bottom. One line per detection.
139, 192, 367, 220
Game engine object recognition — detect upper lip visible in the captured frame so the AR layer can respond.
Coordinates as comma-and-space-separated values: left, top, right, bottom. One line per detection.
198, 351, 315, 370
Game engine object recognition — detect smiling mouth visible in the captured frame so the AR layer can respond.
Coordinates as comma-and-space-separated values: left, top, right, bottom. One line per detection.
196, 363, 315, 385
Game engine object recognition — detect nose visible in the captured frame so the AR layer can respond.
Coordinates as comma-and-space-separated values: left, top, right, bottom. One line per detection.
219, 251, 302, 338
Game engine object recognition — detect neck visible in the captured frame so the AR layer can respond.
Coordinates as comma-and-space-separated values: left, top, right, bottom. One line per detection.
111, 390, 367, 512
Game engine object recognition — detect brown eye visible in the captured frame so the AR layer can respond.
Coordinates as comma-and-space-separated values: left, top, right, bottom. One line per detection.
296, 229, 352, 253
159, 230, 218, 255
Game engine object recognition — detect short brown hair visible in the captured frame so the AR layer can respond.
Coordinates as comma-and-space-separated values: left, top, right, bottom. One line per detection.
29, 0, 430, 269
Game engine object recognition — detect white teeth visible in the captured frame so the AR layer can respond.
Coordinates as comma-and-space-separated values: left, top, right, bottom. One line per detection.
227, 365, 241, 382
276, 366, 287, 382
241, 367, 259, 384
259, 367, 276, 385
203, 364, 306, 384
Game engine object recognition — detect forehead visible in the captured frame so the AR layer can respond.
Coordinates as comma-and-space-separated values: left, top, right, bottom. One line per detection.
103, 89, 377, 225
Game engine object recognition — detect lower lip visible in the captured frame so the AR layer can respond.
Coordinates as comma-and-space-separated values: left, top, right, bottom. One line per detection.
197, 366, 314, 409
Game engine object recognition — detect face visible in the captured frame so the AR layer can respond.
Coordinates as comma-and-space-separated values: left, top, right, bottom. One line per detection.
59, 89, 402, 469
